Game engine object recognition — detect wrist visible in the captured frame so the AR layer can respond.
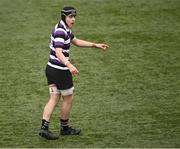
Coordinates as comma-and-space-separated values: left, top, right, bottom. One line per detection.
92, 43, 97, 48
64, 60, 70, 66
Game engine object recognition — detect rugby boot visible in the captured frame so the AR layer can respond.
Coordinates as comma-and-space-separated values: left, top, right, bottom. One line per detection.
60, 127, 81, 135
39, 129, 59, 140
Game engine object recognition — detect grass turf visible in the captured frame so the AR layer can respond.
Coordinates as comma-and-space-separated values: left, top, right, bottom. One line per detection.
0, 0, 180, 147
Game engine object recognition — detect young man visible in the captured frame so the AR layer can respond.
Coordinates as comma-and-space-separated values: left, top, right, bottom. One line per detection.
39, 6, 109, 140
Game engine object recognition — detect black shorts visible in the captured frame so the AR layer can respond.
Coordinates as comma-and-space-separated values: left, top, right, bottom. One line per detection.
45, 65, 73, 90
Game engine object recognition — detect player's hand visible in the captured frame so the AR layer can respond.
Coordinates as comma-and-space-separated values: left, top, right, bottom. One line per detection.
94, 43, 109, 51
67, 63, 79, 76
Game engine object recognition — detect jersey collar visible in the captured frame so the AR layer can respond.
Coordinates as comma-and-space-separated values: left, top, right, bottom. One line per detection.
60, 20, 70, 32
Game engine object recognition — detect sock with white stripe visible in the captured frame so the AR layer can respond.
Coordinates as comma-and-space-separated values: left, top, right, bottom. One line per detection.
41, 119, 49, 130
60, 119, 69, 131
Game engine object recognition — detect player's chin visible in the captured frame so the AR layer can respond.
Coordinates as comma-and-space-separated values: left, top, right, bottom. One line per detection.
68, 24, 74, 28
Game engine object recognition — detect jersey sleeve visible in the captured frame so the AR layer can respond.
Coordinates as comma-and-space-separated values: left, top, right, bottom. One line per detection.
53, 28, 66, 48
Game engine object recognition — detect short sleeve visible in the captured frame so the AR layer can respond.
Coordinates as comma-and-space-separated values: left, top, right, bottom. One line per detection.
53, 28, 66, 48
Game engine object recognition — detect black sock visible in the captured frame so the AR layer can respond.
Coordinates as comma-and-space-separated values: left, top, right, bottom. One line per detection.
41, 119, 49, 130
60, 119, 69, 131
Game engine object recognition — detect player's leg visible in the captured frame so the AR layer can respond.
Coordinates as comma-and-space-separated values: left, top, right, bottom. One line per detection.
60, 94, 73, 120
42, 88, 60, 121
59, 88, 81, 135
39, 84, 60, 140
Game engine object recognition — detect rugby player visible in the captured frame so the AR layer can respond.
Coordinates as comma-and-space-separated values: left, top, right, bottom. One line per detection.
39, 6, 109, 140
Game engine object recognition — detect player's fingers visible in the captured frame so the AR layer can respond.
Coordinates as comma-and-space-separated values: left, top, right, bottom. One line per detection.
102, 45, 108, 50
72, 69, 79, 76
104, 44, 109, 48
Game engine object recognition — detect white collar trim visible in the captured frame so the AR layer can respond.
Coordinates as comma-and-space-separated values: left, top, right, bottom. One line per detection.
60, 20, 70, 32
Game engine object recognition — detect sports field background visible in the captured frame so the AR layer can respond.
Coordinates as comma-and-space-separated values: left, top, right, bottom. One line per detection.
0, 0, 180, 148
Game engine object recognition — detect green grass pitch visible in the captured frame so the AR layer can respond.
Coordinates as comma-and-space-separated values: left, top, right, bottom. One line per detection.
0, 0, 180, 147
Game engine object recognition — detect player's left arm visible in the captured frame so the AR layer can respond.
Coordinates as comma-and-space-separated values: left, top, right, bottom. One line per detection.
71, 37, 109, 50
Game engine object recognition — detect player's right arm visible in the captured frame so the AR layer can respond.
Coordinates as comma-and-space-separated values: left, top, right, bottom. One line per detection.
55, 48, 79, 76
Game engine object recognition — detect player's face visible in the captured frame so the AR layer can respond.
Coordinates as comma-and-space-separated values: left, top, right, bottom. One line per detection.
66, 15, 76, 28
